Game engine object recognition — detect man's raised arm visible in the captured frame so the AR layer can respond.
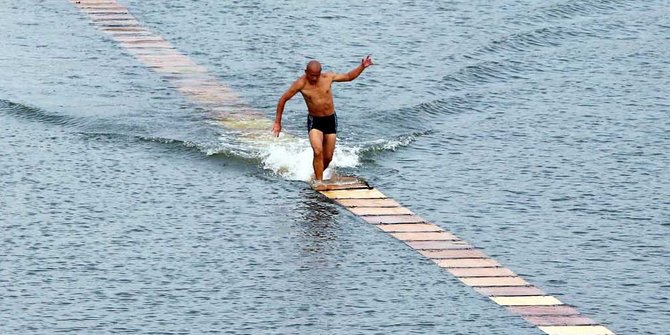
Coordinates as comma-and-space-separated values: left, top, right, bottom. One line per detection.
333, 55, 374, 82
272, 78, 303, 137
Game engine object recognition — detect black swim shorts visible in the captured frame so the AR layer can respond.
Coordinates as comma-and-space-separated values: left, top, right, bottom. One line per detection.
307, 113, 338, 134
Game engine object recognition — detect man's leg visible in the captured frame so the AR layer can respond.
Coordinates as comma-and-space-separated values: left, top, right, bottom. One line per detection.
309, 129, 325, 180
322, 134, 337, 172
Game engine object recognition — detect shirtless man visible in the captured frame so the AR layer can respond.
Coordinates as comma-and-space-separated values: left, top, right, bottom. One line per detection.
272, 55, 373, 183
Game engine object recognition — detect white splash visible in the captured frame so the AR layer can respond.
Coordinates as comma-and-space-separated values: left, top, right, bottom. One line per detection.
209, 118, 420, 181
260, 137, 361, 181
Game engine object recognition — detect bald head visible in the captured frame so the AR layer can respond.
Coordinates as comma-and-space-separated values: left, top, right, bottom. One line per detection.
306, 60, 322, 72
305, 60, 322, 84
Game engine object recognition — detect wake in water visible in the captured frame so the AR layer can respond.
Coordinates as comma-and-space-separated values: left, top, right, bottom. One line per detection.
261, 138, 357, 181
198, 106, 428, 180
0, 99, 424, 181
210, 125, 424, 181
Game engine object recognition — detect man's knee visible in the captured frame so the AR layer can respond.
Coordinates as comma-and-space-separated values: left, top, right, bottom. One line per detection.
313, 146, 323, 158
323, 152, 333, 163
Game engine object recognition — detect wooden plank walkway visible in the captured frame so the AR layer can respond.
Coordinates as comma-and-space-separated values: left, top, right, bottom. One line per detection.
319, 185, 614, 335
69, 1, 616, 334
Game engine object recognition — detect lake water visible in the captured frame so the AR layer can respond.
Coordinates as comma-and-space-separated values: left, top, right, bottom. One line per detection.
1, 0, 669, 334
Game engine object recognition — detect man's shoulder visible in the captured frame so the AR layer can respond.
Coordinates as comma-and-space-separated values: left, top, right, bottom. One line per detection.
292, 75, 307, 88
320, 72, 337, 84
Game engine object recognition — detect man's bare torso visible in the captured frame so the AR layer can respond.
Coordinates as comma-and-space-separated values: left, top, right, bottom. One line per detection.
298, 73, 335, 117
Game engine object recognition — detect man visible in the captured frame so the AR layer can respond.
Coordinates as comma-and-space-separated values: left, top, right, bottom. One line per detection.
272, 55, 373, 184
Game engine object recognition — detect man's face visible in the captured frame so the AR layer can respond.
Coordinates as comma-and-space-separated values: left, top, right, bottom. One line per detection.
305, 68, 321, 84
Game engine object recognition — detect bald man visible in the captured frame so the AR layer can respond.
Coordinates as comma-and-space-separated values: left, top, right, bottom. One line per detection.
272, 55, 374, 183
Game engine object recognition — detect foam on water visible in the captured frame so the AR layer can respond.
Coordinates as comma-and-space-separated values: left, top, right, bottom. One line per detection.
207, 123, 421, 181
261, 137, 361, 181
202, 113, 423, 180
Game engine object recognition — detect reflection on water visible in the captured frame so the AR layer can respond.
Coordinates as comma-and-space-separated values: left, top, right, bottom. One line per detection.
297, 188, 340, 255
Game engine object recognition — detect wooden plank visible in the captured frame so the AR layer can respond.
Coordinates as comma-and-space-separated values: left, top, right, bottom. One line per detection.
475, 286, 546, 297
507, 305, 581, 316
309, 176, 369, 191
448, 267, 517, 278
153, 68, 208, 76
72, 0, 118, 3
82, 9, 129, 14
320, 188, 386, 199
93, 20, 141, 26
101, 26, 148, 32
313, 183, 370, 191
104, 31, 154, 38
491, 296, 563, 306
419, 249, 488, 259
405, 240, 474, 250
391, 231, 459, 241
363, 215, 425, 224
524, 315, 598, 326
118, 40, 174, 48
76, 4, 126, 8
112, 36, 166, 43
377, 223, 442, 233
537, 325, 614, 335
434, 258, 501, 268
335, 198, 400, 207
147, 64, 205, 70
89, 15, 135, 21
76, 4, 124, 8
136, 58, 191, 66
174, 84, 235, 94
118, 40, 173, 47
348, 207, 413, 216
459, 276, 529, 287
73, 0, 118, 2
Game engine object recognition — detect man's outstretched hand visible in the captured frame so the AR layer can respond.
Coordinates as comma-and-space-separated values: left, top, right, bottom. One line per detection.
272, 122, 282, 137
361, 55, 374, 68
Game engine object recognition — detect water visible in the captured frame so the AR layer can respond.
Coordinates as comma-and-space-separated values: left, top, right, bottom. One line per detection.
1, 0, 669, 334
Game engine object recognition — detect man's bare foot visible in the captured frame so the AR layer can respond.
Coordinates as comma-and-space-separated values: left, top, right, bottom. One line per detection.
309, 179, 329, 191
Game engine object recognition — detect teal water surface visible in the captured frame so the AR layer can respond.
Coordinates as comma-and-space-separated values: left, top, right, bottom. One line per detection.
1, 0, 669, 334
